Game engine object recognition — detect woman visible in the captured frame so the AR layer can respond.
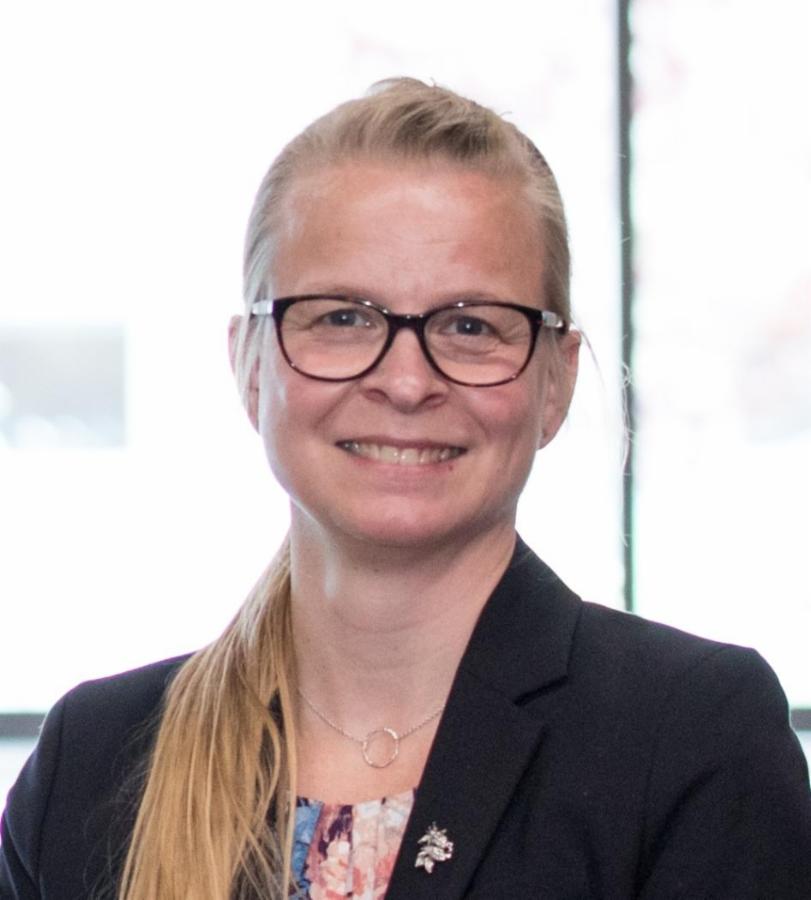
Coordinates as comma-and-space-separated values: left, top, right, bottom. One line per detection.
1, 78, 809, 899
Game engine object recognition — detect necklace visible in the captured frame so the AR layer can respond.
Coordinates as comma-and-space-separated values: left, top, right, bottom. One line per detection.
297, 688, 445, 769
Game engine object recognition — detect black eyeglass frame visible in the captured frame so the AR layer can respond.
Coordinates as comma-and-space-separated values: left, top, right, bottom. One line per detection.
250, 294, 568, 387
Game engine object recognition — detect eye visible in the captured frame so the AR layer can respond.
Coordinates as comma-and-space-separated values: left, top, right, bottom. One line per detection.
286, 299, 382, 333
431, 309, 500, 342
319, 308, 374, 329
453, 316, 493, 336
435, 313, 497, 338
286, 299, 385, 345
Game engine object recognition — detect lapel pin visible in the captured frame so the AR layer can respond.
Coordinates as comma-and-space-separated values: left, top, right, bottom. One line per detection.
415, 823, 454, 873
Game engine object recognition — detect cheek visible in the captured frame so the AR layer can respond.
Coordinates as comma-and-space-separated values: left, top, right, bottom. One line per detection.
256, 358, 348, 460
256, 353, 305, 480
256, 361, 287, 443
256, 339, 312, 427
475, 379, 545, 451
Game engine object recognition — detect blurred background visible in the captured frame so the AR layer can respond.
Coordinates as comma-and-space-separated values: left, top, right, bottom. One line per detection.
1, 0, 809, 801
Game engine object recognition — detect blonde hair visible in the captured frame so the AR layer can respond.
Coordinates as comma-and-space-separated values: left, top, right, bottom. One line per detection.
119, 78, 572, 899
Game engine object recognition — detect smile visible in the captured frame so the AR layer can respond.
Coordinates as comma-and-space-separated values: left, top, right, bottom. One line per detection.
337, 441, 466, 466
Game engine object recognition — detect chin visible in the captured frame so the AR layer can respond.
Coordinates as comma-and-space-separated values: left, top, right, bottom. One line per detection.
345, 519, 448, 551
333, 505, 509, 555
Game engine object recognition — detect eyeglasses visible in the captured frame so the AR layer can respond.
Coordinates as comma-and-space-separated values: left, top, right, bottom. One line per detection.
250, 294, 567, 387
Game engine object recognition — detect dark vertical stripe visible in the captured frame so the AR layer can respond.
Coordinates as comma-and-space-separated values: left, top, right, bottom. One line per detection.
618, 0, 636, 612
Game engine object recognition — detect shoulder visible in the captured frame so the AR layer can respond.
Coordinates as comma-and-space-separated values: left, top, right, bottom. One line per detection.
505, 545, 811, 892
577, 609, 811, 893
33, 653, 194, 780
574, 598, 767, 687
569, 598, 802, 747
521, 572, 797, 749
562, 595, 811, 891
23, 651, 191, 785
10, 652, 192, 804
499, 539, 807, 798
0, 654, 192, 896
505, 538, 782, 707
56, 652, 192, 739
483, 538, 775, 705
37, 653, 194, 811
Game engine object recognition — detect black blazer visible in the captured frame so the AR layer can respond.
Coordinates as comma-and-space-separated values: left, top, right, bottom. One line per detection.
2, 540, 810, 898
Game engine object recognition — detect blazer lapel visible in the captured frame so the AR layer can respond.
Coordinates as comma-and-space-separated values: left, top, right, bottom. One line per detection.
386, 669, 547, 899
387, 539, 582, 899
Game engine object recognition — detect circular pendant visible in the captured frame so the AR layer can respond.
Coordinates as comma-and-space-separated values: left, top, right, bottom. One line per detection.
362, 727, 400, 768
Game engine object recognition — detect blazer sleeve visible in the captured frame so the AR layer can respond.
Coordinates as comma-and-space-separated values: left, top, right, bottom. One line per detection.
638, 646, 811, 898
0, 697, 65, 899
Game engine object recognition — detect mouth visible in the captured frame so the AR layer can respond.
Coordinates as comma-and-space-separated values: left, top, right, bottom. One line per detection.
337, 440, 466, 466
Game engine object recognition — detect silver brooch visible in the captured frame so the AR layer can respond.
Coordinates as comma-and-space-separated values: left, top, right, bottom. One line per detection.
415, 823, 454, 873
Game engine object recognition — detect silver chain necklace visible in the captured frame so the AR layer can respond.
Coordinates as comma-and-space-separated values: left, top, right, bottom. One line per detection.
297, 688, 445, 769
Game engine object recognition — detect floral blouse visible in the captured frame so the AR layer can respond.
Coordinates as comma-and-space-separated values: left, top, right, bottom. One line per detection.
291, 789, 415, 899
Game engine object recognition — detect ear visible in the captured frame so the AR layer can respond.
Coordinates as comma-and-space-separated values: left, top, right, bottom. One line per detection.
228, 314, 260, 432
537, 329, 580, 449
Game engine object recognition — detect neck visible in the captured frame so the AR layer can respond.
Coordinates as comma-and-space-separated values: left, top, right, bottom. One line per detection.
289, 512, 517, 728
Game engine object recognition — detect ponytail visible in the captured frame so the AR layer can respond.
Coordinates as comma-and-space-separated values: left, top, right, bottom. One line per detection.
119, 538, 298, 899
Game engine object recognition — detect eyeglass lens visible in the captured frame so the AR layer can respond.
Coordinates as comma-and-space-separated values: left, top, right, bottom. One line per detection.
279, 297, 534, 385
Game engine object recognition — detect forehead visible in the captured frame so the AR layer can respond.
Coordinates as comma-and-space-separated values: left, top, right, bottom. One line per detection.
270, 160, 545, 306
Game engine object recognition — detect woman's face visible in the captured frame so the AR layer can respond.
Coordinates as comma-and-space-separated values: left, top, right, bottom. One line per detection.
246, 160, 578, 551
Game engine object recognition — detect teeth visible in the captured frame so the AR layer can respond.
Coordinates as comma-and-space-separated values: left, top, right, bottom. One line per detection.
379, 445, 400, 464
339, 441, 463, 466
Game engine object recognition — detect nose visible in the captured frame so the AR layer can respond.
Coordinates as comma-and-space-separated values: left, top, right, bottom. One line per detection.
359, 327, 449, 411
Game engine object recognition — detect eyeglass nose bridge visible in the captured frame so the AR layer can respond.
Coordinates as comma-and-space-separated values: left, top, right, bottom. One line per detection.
368, 309, 447, 379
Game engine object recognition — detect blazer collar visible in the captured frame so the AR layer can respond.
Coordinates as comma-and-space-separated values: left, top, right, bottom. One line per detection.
386, 536, 582, 899
459, 537, 581, 698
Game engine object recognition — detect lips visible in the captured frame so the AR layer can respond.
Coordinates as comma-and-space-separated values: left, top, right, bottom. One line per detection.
337, 440, 466, 466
